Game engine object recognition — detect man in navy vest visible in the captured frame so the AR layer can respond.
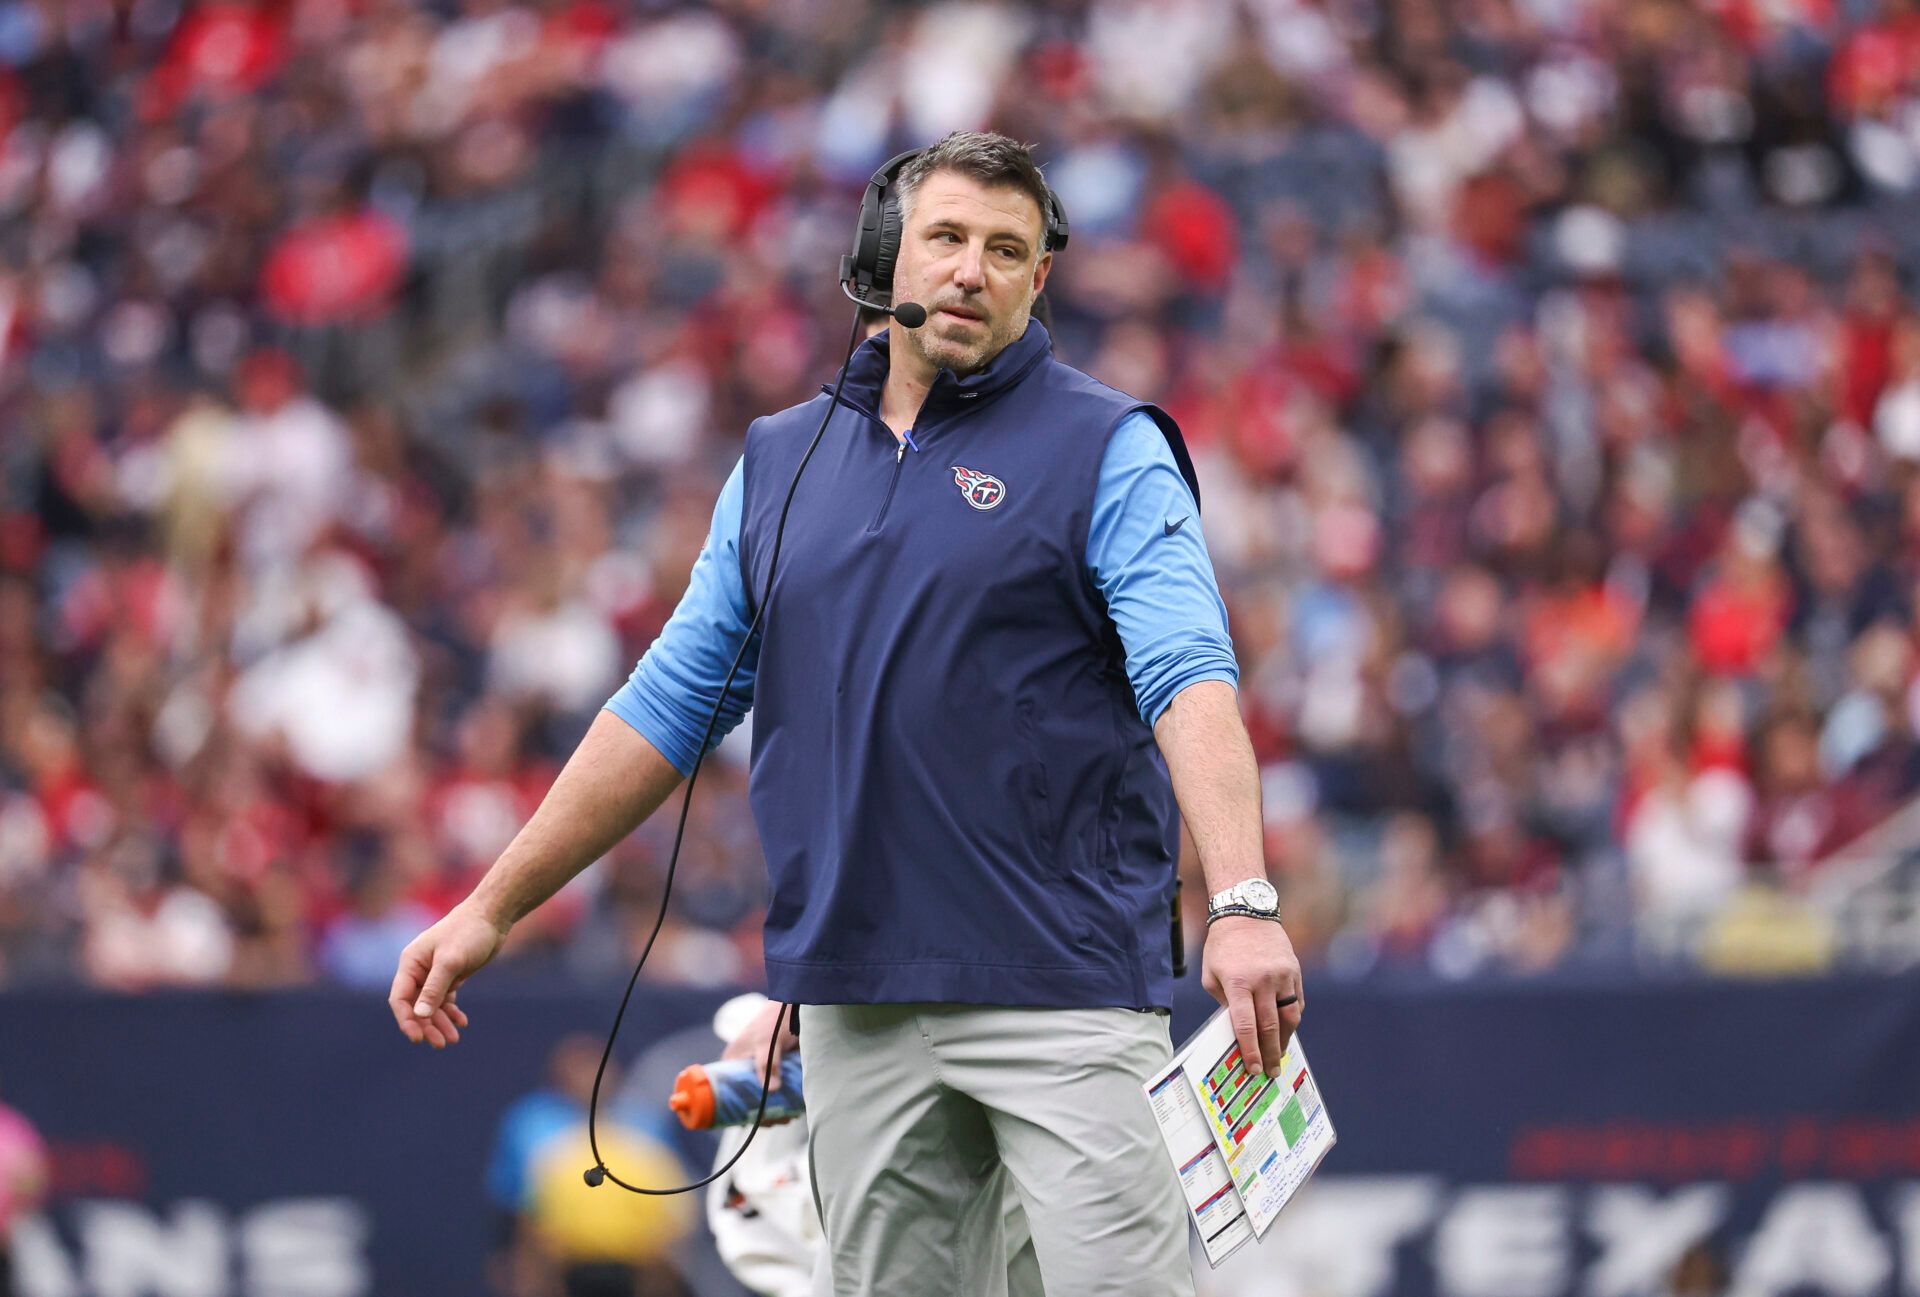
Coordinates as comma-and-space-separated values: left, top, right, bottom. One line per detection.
391, 132, 1305, 1296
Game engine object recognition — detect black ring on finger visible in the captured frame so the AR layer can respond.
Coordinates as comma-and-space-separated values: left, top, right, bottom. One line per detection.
1276, 995, 1299, 1007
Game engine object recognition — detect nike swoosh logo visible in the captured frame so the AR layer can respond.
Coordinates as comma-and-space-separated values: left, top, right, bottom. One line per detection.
1164, 516, 1189, 537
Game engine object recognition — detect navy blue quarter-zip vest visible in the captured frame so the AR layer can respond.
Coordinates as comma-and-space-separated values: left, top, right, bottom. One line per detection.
738, 320, 1201, 1010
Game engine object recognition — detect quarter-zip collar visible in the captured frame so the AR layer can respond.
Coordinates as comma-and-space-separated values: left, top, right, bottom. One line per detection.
823, 318, 1055, 428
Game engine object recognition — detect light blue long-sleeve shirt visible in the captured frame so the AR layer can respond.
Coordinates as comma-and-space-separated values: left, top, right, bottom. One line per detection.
607, 411, 1236, 776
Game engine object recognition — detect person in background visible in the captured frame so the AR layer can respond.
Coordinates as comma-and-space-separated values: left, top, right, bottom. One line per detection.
0, 1079, 48, 1297
486, 1036, 695, 1297
702, 994, 818, 1297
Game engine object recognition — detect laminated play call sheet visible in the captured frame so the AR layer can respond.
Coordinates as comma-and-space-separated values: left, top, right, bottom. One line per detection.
1143, 1008, 1336, 1266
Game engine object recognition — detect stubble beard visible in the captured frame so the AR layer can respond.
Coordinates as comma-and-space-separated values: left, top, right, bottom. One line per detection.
909, 300, 1031, 377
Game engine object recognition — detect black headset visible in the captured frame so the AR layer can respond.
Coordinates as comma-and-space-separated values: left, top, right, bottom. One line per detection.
583, 145, 1087, 1196
840, 147, 1070, 318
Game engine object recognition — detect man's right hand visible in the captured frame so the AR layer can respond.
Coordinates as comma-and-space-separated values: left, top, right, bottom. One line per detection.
721, 999, 800, 1091
388, 902, 507, 1048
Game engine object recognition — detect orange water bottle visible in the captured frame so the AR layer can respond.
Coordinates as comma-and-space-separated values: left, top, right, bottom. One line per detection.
669, 1054, 807, 1129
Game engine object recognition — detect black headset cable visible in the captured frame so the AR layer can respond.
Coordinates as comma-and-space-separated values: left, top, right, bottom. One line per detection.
582, 307, 868, 1194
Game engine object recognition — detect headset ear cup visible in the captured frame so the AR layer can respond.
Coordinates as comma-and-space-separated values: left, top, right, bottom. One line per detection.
873, 195, 903, 301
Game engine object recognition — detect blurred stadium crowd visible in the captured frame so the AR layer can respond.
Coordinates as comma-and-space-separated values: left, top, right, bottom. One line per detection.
5, 0, 1920, 991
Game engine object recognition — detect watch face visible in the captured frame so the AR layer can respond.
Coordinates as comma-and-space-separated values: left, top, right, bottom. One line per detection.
1242, 879, 1279, 913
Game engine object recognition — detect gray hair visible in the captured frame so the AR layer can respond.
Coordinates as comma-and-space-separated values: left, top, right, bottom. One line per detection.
895, 132, 1054, 248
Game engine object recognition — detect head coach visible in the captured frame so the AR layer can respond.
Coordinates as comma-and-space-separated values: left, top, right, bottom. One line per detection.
391, 131, 1305, 1296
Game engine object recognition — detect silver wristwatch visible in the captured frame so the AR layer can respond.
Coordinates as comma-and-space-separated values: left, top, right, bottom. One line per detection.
1207, 878, 1281, 922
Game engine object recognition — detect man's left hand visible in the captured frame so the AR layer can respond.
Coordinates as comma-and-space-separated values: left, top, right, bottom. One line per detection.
1201, 916, 1304, 1078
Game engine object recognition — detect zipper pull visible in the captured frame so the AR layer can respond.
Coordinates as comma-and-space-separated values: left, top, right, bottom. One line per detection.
896, 440, 906, 464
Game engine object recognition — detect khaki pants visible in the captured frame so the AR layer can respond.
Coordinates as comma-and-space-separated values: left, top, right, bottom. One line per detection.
800, 1004, 1196, 1297
808, 1167, 1038, 1297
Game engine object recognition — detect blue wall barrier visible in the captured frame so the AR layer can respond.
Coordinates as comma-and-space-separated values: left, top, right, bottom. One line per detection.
6, 974, 1920, 1297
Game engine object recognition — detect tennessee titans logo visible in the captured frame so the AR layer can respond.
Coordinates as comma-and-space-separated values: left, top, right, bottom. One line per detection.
951, 465, 1006, 511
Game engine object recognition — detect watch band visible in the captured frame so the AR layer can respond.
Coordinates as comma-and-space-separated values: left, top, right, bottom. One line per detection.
1206, 904, 1282, 925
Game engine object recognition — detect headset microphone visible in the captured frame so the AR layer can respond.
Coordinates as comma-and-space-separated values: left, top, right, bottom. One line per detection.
839, 279, 926, 327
